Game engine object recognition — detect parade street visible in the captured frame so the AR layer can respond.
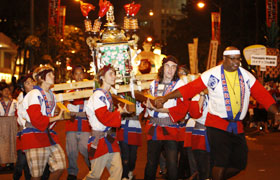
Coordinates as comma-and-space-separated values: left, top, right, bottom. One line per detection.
1, 0, 280, 180
0, 121, 280, 180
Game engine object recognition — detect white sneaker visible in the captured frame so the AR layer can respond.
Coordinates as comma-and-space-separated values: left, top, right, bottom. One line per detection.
128, 171, 133, 180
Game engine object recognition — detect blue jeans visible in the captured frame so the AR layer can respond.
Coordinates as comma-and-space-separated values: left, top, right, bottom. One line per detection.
66, 131, 90, 176
144, 140, 178, 180
119, 141, 138, 178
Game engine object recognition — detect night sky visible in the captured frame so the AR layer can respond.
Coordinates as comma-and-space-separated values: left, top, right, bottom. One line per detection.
0, 0, 275, 70
61, 0, 138, 27
0, 0, 136, 30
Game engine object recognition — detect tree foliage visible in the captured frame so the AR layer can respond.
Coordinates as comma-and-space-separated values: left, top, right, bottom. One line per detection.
46, 25, 91, 82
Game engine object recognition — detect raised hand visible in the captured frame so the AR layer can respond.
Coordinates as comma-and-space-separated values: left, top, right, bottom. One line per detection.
117, 104, 130, 114
50, 109, 65, 122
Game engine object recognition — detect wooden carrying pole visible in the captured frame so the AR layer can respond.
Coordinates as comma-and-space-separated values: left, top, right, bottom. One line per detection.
134, 90, 156, 106
52, 74, 157, 113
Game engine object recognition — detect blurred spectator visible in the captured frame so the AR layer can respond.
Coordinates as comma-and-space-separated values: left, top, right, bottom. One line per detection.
0, 83, 17, 116
0, 82, 17, 172
13, 74, 34, 180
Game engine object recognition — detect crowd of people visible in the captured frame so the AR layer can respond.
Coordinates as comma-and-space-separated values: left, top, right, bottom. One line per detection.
0, 46, 279, 180
247, 80, 280, 133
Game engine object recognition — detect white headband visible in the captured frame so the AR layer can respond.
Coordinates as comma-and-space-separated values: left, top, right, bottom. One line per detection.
223, 50, 240, 56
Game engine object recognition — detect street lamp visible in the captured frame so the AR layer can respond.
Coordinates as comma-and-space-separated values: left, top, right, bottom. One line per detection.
149, 10, 154, 16
146, 36, 153, 42
196, 0, 221, 15
197, 2, 205, 9
196, 0, 221, 44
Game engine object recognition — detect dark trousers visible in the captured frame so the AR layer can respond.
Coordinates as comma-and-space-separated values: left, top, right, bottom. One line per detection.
13, 150, 31, 180
119, 141, 138, 178
207, 127, 248, 170
144, 140, 178, 180
185, 147, 198, 177
193, 150, 211, 180
41, 164, 51, 180
177, 141, 191, 179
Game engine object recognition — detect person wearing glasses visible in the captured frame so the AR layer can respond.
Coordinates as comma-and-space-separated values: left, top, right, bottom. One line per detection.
154, 46, 280, 180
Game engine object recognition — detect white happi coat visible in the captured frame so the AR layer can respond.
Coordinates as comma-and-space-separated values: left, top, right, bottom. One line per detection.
21, 89, 56, 128
201, 65, 256, 120
67, 100, 88, 112
0, 98, 17, 116
147, 79, 185, 118
66, 89, 88, 113
120, 101, 142, 131
17, 92, 26, 127
86, 90, 112, 131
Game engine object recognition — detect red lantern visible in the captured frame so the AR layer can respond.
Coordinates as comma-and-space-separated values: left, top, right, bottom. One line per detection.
124, 2, 141, 16
80, 1, 95, 17
98, 0, 111, 18
131, 4, 141, 16
124, 3, 132, 16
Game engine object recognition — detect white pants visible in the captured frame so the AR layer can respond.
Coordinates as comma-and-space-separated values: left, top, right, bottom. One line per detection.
84, 152, 123, 180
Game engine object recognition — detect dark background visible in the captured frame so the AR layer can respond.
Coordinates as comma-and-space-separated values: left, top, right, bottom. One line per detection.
0, 0, 278, 73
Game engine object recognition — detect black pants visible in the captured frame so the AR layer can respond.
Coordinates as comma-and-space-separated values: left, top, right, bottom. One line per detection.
144, 140, 178, 180
185, 147, 198, 177
13, 150, 31, 180
177, 141, 191, 179
119, 141, 138, 178
193, 150, 211, 180
207, 127, 248, 170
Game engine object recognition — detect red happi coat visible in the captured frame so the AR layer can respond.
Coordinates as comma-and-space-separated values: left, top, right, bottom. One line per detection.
86, 89, 121, 159
168, 95, 202, 146
117, 101, 143, 146
117, 118, 142, 146
178, 65, 276, 134
146, 79, 188, 141
66, 94, 91, 132
191, 95, 210, 152
19, 87, 59, 150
